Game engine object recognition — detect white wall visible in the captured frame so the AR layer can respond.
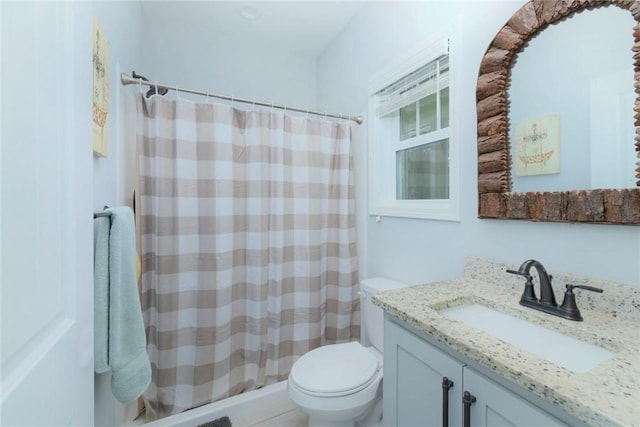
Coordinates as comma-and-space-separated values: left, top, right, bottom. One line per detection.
91, 1, 142, 212
83, 1, 143, 425
140, 2, 317, 107
317, 1, 640, 287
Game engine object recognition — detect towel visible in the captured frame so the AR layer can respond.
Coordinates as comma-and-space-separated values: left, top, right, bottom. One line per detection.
94, 206, 151, 403
94, 216, 111, 374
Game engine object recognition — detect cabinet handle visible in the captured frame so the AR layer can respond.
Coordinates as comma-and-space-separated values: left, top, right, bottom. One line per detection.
441, 377, 454, 427
463, 391, 476, 427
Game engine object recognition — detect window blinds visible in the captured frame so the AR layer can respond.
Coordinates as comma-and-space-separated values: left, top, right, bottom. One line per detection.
375, 55, 449, 117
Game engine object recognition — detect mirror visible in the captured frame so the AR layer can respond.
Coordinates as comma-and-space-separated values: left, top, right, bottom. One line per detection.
510, 7, 635, 192
476, 0, 640, 224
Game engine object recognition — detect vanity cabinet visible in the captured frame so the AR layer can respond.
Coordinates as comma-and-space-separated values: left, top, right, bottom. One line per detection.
383, 317, 567, 427
383, 316, 464, 427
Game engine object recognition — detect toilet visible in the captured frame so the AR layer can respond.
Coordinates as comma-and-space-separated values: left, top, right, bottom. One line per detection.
287, 277, 407, 427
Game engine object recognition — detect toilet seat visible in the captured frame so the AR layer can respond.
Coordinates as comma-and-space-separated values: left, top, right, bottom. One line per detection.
289, 342, 380, 397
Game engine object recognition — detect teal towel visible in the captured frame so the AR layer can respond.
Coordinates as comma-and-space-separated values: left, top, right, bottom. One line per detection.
94, 207, 151, 403
94, 216, 111, 374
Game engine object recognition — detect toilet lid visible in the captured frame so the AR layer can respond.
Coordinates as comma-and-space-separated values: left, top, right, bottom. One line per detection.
290, 342, 380, 396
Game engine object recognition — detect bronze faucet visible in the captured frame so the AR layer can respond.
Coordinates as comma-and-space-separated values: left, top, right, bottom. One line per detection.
507, 259, 602, 321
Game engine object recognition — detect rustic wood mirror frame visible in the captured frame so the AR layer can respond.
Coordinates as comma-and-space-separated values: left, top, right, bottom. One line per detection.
476, 0, 640, 224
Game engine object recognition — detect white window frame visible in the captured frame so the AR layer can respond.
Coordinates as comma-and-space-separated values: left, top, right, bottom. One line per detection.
368, 32, 461, 221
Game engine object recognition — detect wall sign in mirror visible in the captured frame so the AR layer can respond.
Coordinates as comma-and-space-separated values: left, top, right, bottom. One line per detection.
476, 0, 640, 224
512, 114, 560, 180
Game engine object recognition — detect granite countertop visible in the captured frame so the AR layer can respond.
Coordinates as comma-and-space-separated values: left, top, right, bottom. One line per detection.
373, 258, 640, 427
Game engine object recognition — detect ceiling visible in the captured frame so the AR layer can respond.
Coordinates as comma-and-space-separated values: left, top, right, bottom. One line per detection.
141, 1, 365, 57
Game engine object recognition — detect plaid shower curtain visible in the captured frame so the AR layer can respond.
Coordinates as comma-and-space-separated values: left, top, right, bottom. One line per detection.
136, 95, 360, 420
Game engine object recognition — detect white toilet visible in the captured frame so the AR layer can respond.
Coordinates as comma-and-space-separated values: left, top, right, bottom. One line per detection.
287, 277, 407, 427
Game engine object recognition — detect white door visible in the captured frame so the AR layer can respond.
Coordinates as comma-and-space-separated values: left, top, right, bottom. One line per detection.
1, 2, 94, 425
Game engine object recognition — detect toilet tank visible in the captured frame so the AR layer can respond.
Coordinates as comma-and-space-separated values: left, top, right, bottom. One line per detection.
360, 277, 408, 352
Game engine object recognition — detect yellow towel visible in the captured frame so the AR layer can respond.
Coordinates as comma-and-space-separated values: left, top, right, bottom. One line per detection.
136, 252, 141, 282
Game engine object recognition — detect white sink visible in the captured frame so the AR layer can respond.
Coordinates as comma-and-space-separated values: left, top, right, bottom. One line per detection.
440, 304, 614, 373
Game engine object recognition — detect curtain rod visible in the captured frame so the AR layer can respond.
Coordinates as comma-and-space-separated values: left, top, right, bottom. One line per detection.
120, 72, 364, 125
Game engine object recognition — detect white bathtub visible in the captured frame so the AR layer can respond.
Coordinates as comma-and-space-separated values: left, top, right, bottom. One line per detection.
139, 381, 294, 427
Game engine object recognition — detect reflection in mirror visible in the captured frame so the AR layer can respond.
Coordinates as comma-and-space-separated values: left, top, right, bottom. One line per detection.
476, 0, 640, 224
509, 7, 635, 192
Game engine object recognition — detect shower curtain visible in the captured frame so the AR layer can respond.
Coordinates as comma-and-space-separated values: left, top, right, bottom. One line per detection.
136, 95, 360, 420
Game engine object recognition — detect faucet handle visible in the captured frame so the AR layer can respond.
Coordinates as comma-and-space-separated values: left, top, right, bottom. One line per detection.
506, 269, 532, 280
559, 284, 604, 321
565, 284, 603, 294
506, 269, 537, 303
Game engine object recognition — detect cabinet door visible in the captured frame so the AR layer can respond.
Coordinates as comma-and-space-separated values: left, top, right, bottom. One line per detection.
463, 367, 567, 427
384, 318, 463, 427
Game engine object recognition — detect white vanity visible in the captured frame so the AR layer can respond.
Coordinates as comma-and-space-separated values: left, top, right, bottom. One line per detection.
374, 258, 639, 427
384, 317, 570, 426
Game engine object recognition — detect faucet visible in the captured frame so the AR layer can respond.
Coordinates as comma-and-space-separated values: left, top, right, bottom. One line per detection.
507, 259, 557, 307
507, 259, 603, 321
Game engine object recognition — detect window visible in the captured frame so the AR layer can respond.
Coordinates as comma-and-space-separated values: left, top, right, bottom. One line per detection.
368, 37, 460, 221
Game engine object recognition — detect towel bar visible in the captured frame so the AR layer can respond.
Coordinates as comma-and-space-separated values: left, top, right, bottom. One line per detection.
94, 206, 111, 219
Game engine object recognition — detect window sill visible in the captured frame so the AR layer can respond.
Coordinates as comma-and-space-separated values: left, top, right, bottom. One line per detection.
370, 202, 460, 222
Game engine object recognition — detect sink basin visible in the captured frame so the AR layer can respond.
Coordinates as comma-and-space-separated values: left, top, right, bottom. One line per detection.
440, 304, 614, 373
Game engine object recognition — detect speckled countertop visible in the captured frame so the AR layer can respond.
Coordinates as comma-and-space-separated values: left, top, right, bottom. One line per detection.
373, 257, 640, 427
